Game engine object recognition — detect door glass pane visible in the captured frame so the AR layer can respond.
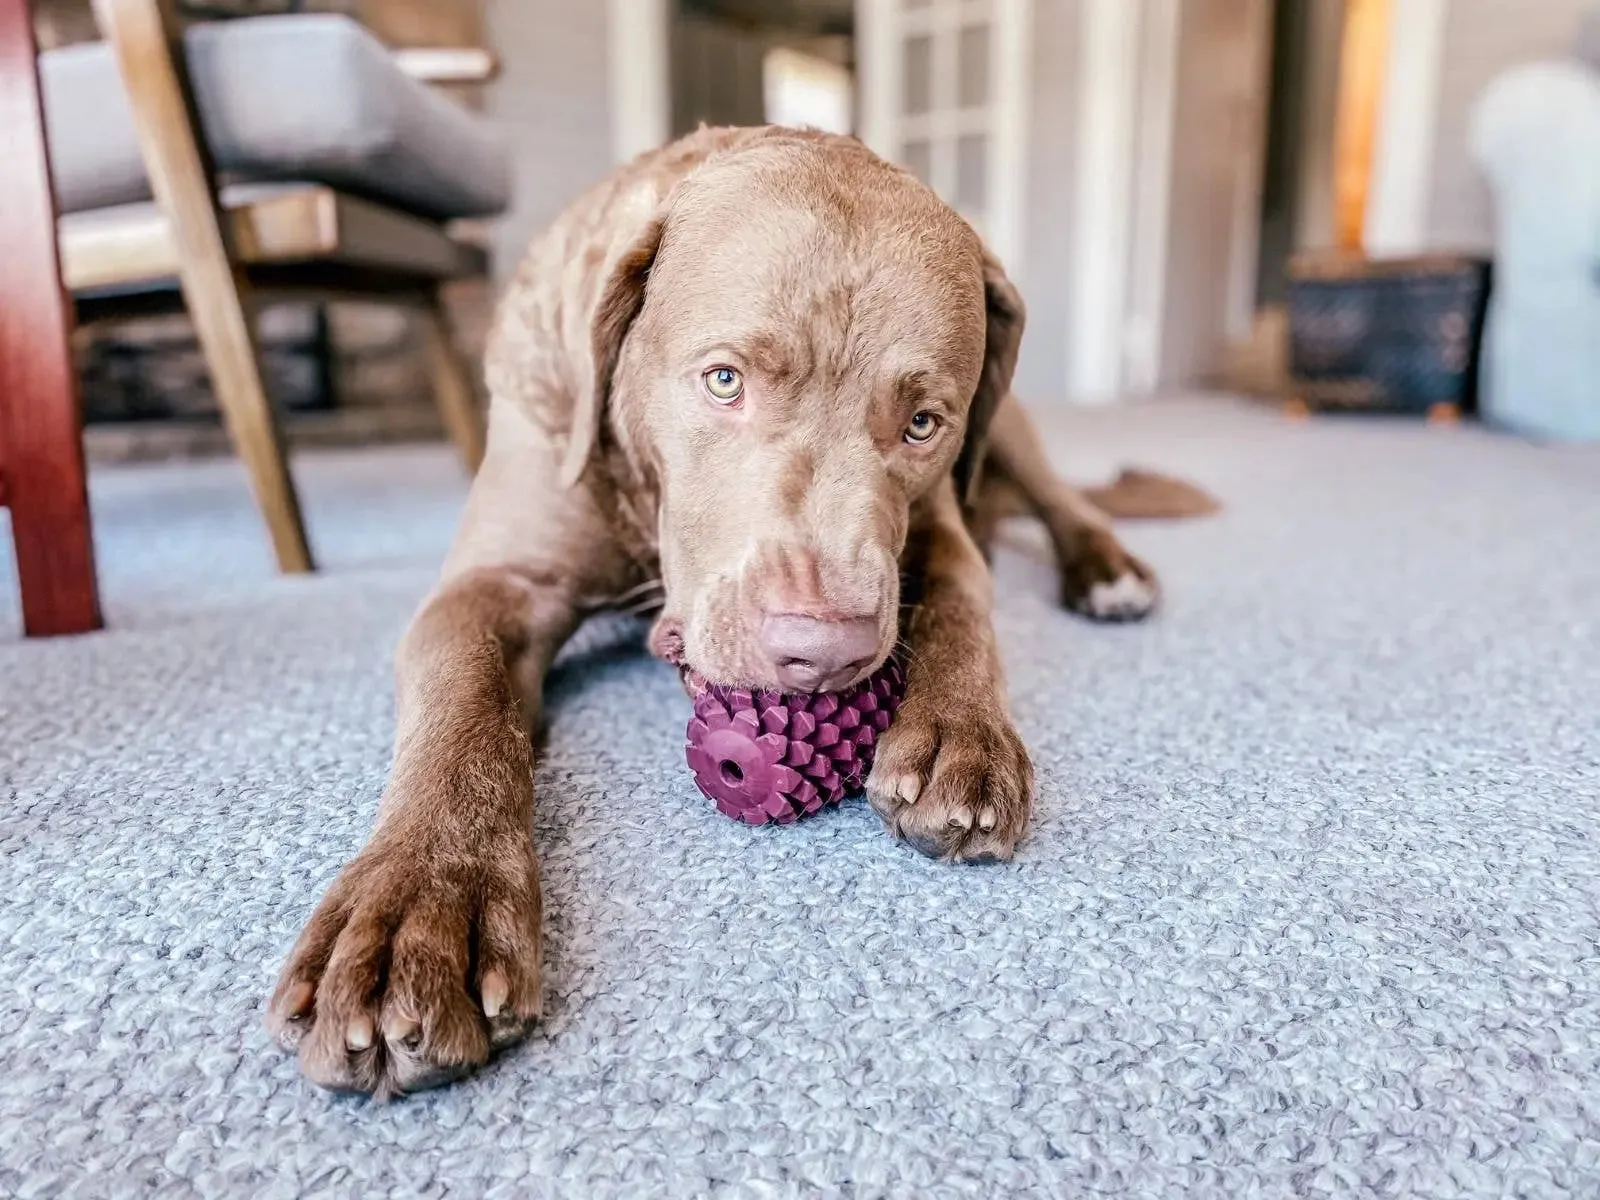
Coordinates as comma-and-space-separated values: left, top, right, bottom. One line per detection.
956, 133, 988, 210
957, 25, 990, 108
902, 139, 933, 186
903, 34, 932, 116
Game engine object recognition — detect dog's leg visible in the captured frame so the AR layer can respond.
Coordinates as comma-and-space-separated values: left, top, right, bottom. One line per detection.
867, 480, 1034, 862
983, 394, 1159, 621
965, 470, 1029, 558
265, 408, 624, 1097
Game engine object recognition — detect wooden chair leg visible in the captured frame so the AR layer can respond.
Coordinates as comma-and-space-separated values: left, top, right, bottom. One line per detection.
0, 0, 102, 636
421, 291, 486, 474
93, 0, 312, 573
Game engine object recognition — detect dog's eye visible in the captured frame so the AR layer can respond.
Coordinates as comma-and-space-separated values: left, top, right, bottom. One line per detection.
703, 366, 744, 404
904, 411, 940, 444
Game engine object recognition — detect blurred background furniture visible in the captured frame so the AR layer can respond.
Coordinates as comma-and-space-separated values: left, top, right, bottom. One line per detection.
1468, 4, 1600, 442
0, 0, 506, 637
0, 0, 100, 636
1284, 252, 1490, 420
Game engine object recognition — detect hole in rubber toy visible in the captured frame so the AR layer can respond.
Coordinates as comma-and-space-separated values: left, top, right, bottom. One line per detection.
683, 658, 906, 825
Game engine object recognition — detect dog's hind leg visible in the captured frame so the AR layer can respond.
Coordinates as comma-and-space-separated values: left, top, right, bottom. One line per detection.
979, 394, 1160, 622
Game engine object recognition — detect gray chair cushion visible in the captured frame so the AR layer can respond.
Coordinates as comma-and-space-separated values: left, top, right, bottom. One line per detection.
41, 14, 510, 221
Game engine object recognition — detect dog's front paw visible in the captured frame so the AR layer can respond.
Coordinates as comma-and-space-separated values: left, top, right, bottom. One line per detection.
1061, 527, 1159, 622
266, 825, 542, 1098
867, 692, 1034, 862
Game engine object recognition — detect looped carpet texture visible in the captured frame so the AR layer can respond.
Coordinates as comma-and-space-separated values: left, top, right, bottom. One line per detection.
1, 399, 1596, 1197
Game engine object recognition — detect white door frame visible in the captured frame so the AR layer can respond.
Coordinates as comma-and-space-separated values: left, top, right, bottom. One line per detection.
1068, 0, 1159, 403
1365, 0, 1448, 255
1069, 0, 1273, 403
1120, 0, 1181, 399
856, 0, 896, 157
607, 0, 672, 164
989, 0, 1032, 269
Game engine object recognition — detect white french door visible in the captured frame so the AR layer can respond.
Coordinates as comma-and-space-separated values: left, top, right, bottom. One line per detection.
857, 0, 1031, 267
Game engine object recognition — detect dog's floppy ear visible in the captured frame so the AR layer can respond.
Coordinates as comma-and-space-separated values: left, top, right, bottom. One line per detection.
561, 215, 667, 488
952, 248, 1026, 505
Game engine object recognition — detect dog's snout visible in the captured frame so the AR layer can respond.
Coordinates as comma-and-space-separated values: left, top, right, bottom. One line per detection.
759, 613, 879, 692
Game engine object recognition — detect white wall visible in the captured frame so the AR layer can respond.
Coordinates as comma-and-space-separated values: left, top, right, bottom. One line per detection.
1368, 0, 1592, 255
1028, 0, 1273, 402
1426, 0, 1594, 250
483, 0, 616, 280
1013, 0, 1081, 401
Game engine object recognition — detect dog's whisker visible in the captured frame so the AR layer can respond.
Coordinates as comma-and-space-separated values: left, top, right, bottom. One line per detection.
892, 638, 923, 671
612, 578, 665, 605
584, 579, 667, 616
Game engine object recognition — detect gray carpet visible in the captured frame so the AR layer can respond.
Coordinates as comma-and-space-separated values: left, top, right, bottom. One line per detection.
2, 398, 1597, 1198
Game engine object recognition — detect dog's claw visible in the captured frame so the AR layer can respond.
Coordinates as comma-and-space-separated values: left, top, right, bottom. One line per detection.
480, 969, 509, 1019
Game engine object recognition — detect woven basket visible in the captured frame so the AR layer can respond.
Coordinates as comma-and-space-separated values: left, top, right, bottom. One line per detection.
1286, 254, 1491, 413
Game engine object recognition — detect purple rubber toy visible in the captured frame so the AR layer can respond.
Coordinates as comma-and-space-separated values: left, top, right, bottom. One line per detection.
685, 659, 906, 825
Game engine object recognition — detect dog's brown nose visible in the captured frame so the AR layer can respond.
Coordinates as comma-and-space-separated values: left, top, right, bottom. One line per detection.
759, 614, 879, 692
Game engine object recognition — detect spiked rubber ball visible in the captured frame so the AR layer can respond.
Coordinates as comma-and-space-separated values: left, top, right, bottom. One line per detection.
685, 659, 906, 825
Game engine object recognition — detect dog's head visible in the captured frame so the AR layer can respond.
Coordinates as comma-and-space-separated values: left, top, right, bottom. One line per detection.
573, 132, 1023, 691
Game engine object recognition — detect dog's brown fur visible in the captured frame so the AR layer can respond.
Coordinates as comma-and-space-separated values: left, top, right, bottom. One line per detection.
266, 126, 1210, 1097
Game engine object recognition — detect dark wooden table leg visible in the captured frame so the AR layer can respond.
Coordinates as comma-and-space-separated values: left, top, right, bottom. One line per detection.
0, 0, 102, 636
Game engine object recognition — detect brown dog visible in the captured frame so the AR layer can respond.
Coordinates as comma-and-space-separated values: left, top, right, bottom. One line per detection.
266, 126, 1203, 1097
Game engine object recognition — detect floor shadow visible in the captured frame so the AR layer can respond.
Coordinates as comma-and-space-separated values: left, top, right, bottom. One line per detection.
543, 615, 657, 707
